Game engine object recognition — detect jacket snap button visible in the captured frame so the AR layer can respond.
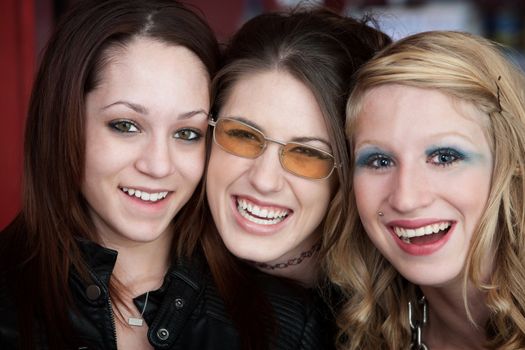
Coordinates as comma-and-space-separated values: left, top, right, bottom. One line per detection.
174, 298, 184, 309
157, 328, 169, 340
85, 285, 101, 301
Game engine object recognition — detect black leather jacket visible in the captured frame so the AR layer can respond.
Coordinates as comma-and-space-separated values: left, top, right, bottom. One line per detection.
0, 240, 333, 349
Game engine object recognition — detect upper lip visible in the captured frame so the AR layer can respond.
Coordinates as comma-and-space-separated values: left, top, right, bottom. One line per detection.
120, 186, 172, 193
234, 194, 292, 212
386, 218, 452, 229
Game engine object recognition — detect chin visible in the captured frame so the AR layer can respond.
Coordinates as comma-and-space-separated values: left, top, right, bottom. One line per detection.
400, 270, 461, 288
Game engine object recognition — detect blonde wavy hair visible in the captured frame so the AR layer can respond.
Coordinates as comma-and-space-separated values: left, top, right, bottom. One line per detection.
325, 31, 525, 349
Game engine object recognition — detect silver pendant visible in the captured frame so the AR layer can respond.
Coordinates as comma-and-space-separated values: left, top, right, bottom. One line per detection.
128, 317, 144, 327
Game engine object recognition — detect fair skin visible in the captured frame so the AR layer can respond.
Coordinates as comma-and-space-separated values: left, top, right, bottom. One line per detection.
83, 37, 209, 349
352, 85, 494, 349
206, 70, 333, 286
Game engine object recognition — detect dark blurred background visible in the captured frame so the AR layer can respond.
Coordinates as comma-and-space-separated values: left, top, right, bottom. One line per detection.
2, 0, 524, 230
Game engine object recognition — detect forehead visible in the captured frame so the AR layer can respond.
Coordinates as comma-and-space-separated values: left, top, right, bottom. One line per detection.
220, 70, 329, 139
354, 84, 491, 141
88, 37, 209, 110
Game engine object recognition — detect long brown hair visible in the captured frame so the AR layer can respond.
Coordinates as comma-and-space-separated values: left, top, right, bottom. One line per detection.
0, 0, 219, 348
182, 8, 390, 350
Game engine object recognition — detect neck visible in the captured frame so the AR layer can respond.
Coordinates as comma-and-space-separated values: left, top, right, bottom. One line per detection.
104, 235, 173, 296
251, 242, 321, 287
421, 283, 490, 349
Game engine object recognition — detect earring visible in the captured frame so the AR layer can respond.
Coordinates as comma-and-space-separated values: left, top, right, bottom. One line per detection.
378, 211, 384, 217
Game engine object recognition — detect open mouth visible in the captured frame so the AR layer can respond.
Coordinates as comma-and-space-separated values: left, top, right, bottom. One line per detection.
236, 197, 291, 225
120, 187, 169, 203
393, 221, 452, 245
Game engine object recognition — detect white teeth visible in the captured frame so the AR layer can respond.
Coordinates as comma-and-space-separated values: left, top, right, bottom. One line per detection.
120, 187, 168, 202
236, 198, 290, 225
393, 221, 451, 243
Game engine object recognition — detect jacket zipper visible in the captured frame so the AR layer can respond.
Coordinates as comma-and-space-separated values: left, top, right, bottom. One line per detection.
108, 297, 118, 349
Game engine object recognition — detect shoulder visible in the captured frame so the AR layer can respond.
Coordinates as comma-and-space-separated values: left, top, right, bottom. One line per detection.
151, 255, 240, 349
0, 270, 20, 348
255, 273, 337, 350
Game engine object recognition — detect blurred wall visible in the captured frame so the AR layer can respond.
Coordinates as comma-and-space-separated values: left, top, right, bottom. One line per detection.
0, 0, 35, 230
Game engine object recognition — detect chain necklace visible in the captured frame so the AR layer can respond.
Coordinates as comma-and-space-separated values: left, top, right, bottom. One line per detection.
409, 295, 429, 350
251, 243, 321, 270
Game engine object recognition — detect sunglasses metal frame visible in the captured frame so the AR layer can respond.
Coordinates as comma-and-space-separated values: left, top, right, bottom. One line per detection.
208, 117, 337, 180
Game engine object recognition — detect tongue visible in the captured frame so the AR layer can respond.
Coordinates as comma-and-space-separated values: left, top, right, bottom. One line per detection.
409, 231, 446, 245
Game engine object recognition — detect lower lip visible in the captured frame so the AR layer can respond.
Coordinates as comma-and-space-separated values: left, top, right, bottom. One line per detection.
391, 223, 455, 256
230, 196, 291, 235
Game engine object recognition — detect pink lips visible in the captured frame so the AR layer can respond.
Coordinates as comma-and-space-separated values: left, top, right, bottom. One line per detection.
386, 219, 455, 256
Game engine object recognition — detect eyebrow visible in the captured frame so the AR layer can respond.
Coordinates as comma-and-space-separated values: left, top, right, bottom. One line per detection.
102, 101, 209, 120
102, 101, 147, 114
229, 116, 332, 148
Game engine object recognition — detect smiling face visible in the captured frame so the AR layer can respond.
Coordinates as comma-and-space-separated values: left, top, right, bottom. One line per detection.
82, 37, 210, 248
206, 70, 333, 266
352, 84, 493, 287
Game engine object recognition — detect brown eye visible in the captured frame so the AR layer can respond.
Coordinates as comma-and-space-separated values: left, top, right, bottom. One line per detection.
108, 120, 140, 133
287, 145, 331, 160
174, 128, 201, 141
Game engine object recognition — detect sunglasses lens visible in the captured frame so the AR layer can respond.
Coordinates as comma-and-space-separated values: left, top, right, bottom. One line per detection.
214, 119, 264, 158
281, 143, 334, 179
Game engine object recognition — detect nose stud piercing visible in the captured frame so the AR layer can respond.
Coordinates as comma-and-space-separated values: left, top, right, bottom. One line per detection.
378, 211, 384, 217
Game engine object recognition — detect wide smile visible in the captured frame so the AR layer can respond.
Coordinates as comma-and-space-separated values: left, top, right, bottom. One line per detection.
120, 186, 170, 203
392, 221, 452, 245
235, 196, 292, 226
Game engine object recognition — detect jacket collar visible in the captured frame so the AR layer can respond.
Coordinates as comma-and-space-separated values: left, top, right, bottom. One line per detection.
75, 238, 208, 298
76, 238, 118, 288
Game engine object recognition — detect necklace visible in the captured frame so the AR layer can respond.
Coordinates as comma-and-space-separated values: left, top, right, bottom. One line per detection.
252, 243, 321, 270
128, 291, 149, 327
409, 295, 429, 350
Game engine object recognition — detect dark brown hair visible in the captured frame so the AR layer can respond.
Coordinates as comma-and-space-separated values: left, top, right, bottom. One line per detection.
185, 7, 390, 350
0, 0, 219, 348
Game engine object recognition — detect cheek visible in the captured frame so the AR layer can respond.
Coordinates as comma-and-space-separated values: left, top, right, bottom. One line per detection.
300, 181, 332, 221
175, 144, 206, 183
206, 145, 249, 187
206, 147, 234, 206
353, 173, 382, 219
443, 168, 491, 226
83, 143, 118, 179
206, 148, 225, 191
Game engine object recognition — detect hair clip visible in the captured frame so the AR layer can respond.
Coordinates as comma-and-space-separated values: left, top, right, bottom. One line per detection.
496, 76, 503, 113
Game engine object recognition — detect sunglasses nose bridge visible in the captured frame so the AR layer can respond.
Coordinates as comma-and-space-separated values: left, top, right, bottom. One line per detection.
263, 138, 294, 175
263, 137, 286, 149
255, 137, 287, 164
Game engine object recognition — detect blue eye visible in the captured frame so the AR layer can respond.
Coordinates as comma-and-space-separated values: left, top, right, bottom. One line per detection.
174, 128, 201, 141
427, 148, 464, 166
108, 120, 140, 133
356, 153, 394, 170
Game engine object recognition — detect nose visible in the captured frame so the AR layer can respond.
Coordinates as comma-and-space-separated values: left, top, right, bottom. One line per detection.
247, 144, 285, 193
135, 136, 175, 178
388, 163, 434, 213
